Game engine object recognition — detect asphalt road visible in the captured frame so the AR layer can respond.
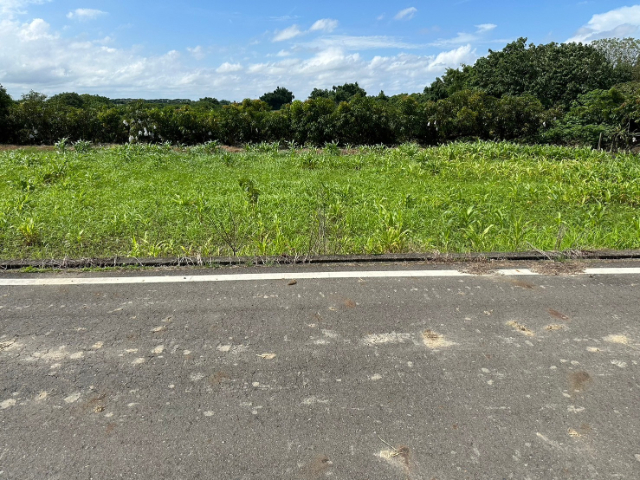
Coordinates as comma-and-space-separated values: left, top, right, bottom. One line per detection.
1, 262, 639, 479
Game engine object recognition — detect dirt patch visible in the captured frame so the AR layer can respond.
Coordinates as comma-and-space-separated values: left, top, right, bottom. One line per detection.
545, 324, 564, 331
209, 372, 230, 385
603, 334, 629, 345
510, 279, 536, 289
530, 262, 585, 276
548, 309, 570, 321
300, 455, 332, 479
569, 371, 592, 392
378, 445, 412, 477
461, 260, 520, 275
220, 146, 244, 153
343, 299, 356, 309
422, 330, 456, 348
506, 321, 535, 336
257, 353, 277, 360
461, 262, 497, 275
569, 423, 592, 437
0, 145, 56, 152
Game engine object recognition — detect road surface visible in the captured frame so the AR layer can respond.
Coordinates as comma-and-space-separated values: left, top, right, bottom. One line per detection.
1, 262, 639, 479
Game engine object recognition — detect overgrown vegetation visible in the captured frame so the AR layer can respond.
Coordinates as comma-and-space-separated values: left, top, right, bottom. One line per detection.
1, 142, 639, 260
2, 38, 640, 150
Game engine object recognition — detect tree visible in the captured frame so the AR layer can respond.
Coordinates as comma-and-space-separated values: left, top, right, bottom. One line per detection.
309, 88, 331, 100
375, 90, 390, 102
308, 83, 367, 103
259, 86, 294, 110
473, 38, 625, 108
194, 97, 221, 110
80, 94, 112, 108
48, 92, 85, 108
592, 37, 640, 68
332, 82, 366, 103
592, 37, 640, 80
423, 65, 476, 101
0, 84, 13, 142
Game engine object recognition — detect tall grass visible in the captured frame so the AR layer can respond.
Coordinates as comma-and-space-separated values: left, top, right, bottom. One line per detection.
0, 141, 639, 260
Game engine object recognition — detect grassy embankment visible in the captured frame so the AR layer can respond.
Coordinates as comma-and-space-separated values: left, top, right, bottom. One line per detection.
1, 141, 639, 260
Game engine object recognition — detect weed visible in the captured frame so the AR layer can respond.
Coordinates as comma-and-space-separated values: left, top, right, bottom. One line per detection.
0, 141, 639, 260
324, 141, 341, 156
16, 217, 41, 246
54, 137, 69, 154
73, 140, 92, 153
191, 140, 221, 155
239, 178, 260, 206
221, 152, 234, 167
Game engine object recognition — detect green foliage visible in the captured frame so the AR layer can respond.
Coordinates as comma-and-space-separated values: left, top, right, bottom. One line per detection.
194, 97, 221, 110
55, 137, 70, 153
546, 87, 635, 148
308, 82, 367, 103
0, 84, 13, 142
592, 37, 640, 80
423, 65, 477, 101
472, 38, 625, 108
73, 139, 93, 153
4, 38, 640, 150
259, 86, 294, 110
1, 142, 639, 260
49, 92, 85, 108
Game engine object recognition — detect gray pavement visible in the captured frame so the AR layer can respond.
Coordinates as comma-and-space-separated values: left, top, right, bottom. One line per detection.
1, 263, 639, 479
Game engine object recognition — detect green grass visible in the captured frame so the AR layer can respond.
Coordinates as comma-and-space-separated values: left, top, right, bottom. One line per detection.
1, 141, 639, 260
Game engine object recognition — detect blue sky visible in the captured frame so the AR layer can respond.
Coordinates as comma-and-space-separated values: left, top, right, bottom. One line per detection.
1, 0, 640, 100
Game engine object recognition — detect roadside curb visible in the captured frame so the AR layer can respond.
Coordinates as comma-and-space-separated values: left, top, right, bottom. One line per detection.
2, 249, 640, 270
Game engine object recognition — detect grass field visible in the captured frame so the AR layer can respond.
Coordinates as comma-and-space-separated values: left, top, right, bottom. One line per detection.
1, 141, 639, 260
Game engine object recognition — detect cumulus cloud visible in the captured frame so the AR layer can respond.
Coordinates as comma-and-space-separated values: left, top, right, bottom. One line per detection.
567, 5, 640, 43
0, 0, 49, 17
395, 7, 417, 21
273, 25, 303, 42
66, 8, 107, 21
310, 18, 338, 33
476, 24, 497, 33
273, 19, 339, 42
187, 45, 206, 60
308, 35, 423, 51
0, 16, 477, 100
430, 23, 498, 46
216, 62, 243, 73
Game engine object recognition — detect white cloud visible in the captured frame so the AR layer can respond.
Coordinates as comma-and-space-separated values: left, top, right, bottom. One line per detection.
308, 35, 424, 51
309, 18, 338, 33
429, 44, 476, 68
66, 8, 107, 21
273, 25, 303, 42
0, 0, 49, 17
395, 7, 417, 21
187, 45, 206, 60
0, 16, 477, 100
430, 23, 498, 46
567, 5, 640, 43
274, 19, 339, 42
216, 62, 243, 73
476, 24, 497, 33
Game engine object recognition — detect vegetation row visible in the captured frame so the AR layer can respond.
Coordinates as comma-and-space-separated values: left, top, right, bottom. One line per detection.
3, 38, 640, 150
1, 141, 639, 260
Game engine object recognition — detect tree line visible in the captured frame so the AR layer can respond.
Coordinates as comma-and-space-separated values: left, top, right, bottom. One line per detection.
2, 37, 640, 149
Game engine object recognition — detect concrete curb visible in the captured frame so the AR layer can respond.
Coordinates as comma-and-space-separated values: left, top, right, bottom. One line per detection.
2, 249, 640, 270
